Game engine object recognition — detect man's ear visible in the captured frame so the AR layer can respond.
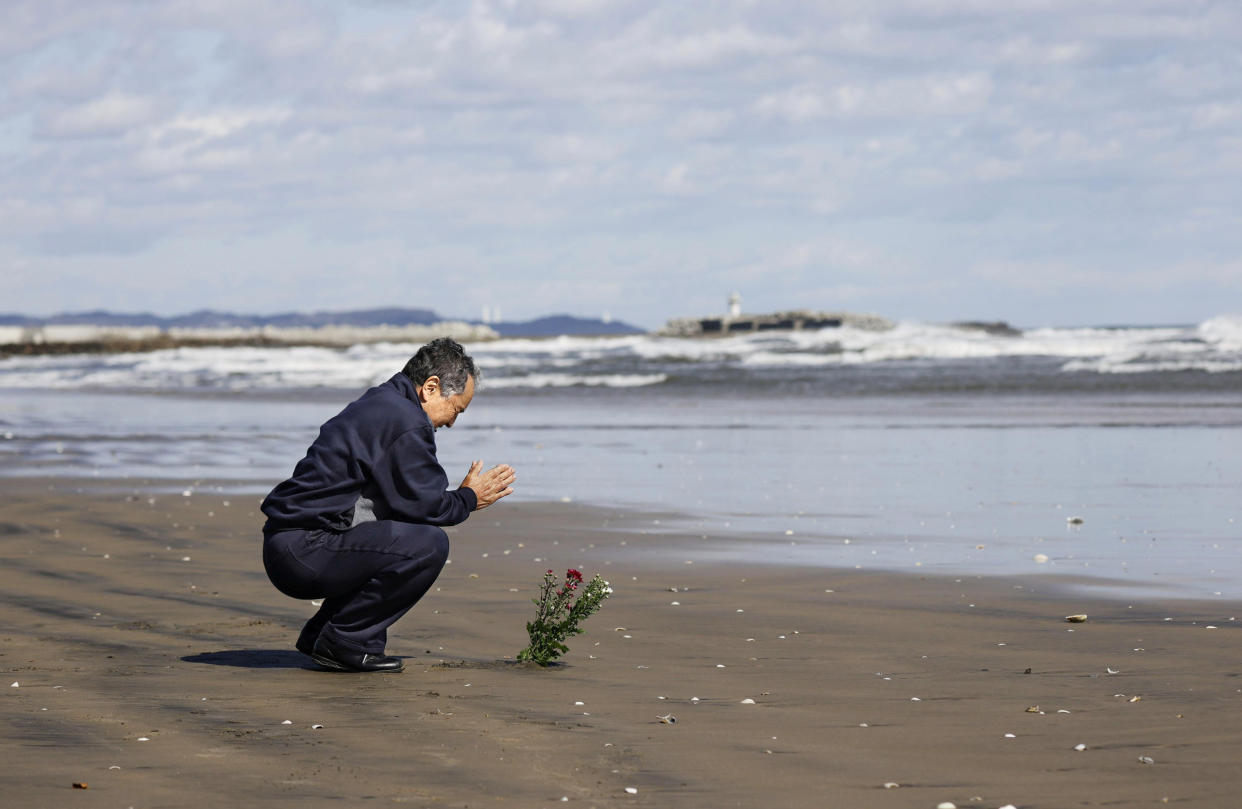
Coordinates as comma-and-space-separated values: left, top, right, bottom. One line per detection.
420, 376, 441, 400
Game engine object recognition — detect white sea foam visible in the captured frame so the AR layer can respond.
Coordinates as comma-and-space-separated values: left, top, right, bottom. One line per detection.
1054, 316, 1242, 374
1198, 314, 1242, 348
740, 351, 842, 367
1063, 357, 1242, 374
0, 346, 397, 390
691, 320, 1235, 370
482, 373, 668, 389
1, 316, 1238, 390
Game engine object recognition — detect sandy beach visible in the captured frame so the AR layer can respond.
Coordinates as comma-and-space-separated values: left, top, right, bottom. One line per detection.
2, 478, 1240, 808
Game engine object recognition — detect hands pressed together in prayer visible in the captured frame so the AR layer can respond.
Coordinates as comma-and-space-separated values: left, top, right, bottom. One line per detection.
461, 461, 516, 510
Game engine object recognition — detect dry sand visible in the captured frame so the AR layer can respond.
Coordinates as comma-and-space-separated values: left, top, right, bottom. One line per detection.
1, 478, 1239, 808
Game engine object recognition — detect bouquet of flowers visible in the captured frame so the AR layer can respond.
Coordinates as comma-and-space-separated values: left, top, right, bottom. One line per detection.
517, 568, 612, 666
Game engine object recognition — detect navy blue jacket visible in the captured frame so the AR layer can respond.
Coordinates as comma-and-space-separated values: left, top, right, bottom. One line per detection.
261, 373, 477, 532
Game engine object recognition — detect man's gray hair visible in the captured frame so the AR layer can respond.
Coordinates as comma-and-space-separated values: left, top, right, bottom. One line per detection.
401, 337, 479, 396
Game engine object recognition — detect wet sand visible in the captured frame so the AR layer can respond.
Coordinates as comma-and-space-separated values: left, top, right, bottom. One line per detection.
2, 479, 1240, 808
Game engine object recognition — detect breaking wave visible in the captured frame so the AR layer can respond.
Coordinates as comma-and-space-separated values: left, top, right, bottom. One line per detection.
0, 316, 1238, 392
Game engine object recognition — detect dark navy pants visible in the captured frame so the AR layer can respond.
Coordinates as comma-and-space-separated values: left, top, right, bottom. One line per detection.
263, 520, 450, 655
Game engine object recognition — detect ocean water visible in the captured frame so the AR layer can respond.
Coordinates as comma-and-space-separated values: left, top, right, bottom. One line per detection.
2, 317, 1240, 599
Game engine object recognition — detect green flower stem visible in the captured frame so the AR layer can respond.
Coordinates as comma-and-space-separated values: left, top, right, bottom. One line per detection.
517, 570, 611, 666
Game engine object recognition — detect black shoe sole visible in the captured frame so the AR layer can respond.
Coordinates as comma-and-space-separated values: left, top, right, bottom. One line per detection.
310, 651, 404, 673
309, 652, 352, 671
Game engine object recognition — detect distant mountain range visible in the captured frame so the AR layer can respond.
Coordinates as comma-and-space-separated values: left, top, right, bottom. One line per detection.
0, 308, 645, 337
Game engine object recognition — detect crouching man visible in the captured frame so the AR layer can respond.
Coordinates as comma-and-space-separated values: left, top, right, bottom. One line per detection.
260, 337, 515, 672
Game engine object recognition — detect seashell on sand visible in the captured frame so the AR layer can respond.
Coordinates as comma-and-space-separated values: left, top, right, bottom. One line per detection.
1065, 614, 1088, 623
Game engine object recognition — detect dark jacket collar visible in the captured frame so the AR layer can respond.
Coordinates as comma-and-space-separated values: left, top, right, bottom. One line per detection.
388, 372, 423, 407
387, 373, 436, 432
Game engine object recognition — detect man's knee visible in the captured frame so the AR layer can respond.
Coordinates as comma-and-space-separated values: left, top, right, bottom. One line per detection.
391, 522, 449, 569
425, 525, 450, 568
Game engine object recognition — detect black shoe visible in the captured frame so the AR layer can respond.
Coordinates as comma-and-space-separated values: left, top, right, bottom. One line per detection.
296, 635, 316, 656
310, 636, 404, 673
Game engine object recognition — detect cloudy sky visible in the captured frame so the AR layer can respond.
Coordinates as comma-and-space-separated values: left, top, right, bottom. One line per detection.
2, 0, 1239, 329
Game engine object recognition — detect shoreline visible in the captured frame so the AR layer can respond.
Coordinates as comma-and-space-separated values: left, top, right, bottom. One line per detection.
2, 475, 1230, 603
3, 479, 1241, 807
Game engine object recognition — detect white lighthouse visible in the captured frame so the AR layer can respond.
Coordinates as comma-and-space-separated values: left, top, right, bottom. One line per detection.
728, 291, 742, 317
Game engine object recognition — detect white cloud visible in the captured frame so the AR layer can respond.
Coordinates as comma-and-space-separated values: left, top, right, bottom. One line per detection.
755, 73, 993, 123
667, 108, 736, 139
0, 0, 1238, 326
45, 93, 158, 137
654, 24, 793, 68
534, 133, 621, 164
1192, 102, 1242, 130
153, 109, 291, 140
352, 66, 436, 94
10, 67, 105, 101
531, 0, 617, 16
133, 108, 291, 175
660, 162, 690, 193
971, 257, 1242, 294
995, 36, 1090, 65
600, 17, 795, 76
755, 86, 830, 123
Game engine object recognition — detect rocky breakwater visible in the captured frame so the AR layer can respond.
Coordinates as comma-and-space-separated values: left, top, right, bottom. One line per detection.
0, 321, 499, 356
659, 309, 894, 337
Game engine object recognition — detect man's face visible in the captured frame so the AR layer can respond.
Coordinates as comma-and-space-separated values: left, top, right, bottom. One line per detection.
419, 374, 475, 429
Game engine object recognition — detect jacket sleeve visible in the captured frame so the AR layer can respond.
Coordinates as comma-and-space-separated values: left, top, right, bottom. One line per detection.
369, 426, 477, 526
